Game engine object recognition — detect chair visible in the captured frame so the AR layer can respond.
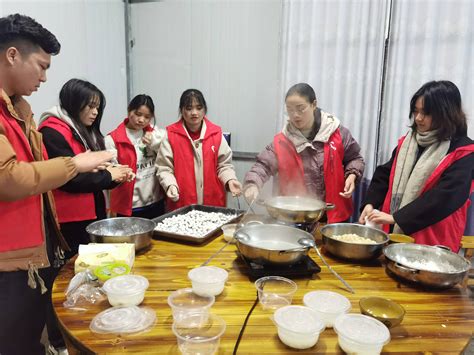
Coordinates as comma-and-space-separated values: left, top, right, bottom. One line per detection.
461, 236, 474, 287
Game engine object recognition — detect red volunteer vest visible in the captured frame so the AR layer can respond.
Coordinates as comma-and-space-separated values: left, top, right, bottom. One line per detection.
108, 119, 154, 216
381, 135, 474, 251
274, 129, 353, 223
39, 117, 96, 223
166, 118, 226, 211
0, 104, 45, 251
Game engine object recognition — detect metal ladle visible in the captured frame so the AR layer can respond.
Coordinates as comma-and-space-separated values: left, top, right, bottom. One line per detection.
298, 238, 355, 294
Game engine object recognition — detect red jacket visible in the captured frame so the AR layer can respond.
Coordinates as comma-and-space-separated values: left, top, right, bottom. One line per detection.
166, 118, 225, 211
0, 105, 45, 252
108, 119, 154, 216
381, 136, 474, 251
274, 129, 353, 223
39, 117, 96, 223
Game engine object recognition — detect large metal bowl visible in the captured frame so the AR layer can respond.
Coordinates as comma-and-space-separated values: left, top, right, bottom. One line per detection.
383, 243, 471, 289
320, 223, 389, 261
234, 224, 311, 265
86, 217, 155, 251
259, 196, 334, 224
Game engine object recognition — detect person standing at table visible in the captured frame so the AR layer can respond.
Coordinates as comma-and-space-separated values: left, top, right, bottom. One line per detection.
156, 89, 242, 211
38, 78, 132, 258
0, 14, 113, 355
105, 94, 166, 219
359, 80, 474, 251
243, 83, 365, 223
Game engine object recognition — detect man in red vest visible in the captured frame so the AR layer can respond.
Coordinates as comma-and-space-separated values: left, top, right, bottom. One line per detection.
0, 14, 112, 354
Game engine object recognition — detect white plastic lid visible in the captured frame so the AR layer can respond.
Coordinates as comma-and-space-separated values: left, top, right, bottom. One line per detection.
188, 266, 228, 283
90, 306, 156, 334
103, 275, 149, 295
334, 314, 390, 345
303, 291, 351, 314
274, 305, 325, 334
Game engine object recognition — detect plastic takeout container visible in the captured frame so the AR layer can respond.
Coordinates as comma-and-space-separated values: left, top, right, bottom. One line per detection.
172, 313, 226, 355
102, 274, 149, 307
221, 224, 237, 243
188, 266, 228, 297
167, 288, 215, 327
303, 290, 351, 327
334, 313, 390, 355
273, 305, 325, 349
90, 305, 156, 334
254, 276, 297, 310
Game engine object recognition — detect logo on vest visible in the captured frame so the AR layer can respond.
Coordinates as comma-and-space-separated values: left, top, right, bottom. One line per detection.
330, 141, 337, 151
211, 145, 216, 153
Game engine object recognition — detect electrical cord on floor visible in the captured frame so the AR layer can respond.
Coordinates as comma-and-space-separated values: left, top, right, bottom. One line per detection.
233, 291, 259, 355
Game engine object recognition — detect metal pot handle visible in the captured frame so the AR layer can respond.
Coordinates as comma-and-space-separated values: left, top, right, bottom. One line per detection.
279, 248, 307, 254
394, 262, 419, 274
325, 203, 336, 211
434, 244, 451, 251
245, 221, 264, 226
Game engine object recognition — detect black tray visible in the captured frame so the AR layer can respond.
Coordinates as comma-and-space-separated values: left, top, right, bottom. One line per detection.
152, 204, 244, 244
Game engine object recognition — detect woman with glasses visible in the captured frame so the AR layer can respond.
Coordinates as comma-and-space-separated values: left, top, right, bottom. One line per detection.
243, 82, 365, 223
359, 80, 474, 251
156, 89, 242, 211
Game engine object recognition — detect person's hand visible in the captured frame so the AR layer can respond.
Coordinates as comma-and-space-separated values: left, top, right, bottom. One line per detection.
227, 179, 242, 197
359, 204, 374, 224
72, 150, 114, 173
142, 132, 153, 146
367, 210, 395, 225
243, 184, 259, 204
339, 173, 356, 198
167, 185, 179, 202
106, 164, 133, 183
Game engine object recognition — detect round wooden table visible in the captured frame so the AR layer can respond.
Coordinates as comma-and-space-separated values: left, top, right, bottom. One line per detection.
52, 235, 474, 354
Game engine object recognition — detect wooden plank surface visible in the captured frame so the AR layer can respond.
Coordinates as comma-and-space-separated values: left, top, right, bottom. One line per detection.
52, 235, 474, 354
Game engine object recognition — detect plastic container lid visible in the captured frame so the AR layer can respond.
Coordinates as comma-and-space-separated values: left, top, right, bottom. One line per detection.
103, 275, 149, 295
188, 266, 228, 283
94, 262, 130, 282
90, 306, 156, 334
274, 305, 325, 334
303, 290, 351, 313
334, 314, 390, 345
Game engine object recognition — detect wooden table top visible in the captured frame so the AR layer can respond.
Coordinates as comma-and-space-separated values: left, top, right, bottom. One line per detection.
52, 235, 474, 354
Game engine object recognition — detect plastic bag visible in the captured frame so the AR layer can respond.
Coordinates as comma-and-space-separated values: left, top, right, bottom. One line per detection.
63, 269, 106, 310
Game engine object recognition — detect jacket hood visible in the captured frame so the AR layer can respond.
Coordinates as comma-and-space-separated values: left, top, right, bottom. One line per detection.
283, 110, 340, 153
39, 105, 89, 149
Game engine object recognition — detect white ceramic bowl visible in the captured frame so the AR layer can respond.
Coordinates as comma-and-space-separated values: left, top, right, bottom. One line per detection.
334, 314, 390, 354
167, 288, 215, 327
188, 266, 228, 297
273, 305, 325, 349
303, 290, 351, 327
102, 275, 149, 307
221, 224, 237, 243
172, 313, 226, 355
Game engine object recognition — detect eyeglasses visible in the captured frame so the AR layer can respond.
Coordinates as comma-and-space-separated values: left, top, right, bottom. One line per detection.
284, 104, 310, 116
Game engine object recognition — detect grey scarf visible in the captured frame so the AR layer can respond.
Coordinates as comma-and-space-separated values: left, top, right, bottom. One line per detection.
390, 130, 450, 234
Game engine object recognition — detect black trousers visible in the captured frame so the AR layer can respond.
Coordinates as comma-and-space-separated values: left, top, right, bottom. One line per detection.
0, 267, 56, 355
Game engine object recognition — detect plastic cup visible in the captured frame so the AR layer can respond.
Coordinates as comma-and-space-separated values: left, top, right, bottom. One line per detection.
188, 266, 228, 297
167, 288, 215, 327
221, 224, 237, 243
254, 276, 297, 310
273, 305, 325, 349
172, 313, 226, 355
303, 290, 351, 327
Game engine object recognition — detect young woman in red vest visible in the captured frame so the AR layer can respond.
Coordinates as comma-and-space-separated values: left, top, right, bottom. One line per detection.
243, 83, 365, 223
38, 79, 132, 258
105, 94, 166, 218
360, 81, 474, 251
157, 89, 242, 211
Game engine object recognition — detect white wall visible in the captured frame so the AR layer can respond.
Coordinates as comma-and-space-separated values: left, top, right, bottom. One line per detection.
0, 0, 127, 134
129, 0, 283, 153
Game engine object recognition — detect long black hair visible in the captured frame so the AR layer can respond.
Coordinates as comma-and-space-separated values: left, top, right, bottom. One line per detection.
59, 78, 106, 150
409, 80, 467, 140
178, 89, 207, 114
